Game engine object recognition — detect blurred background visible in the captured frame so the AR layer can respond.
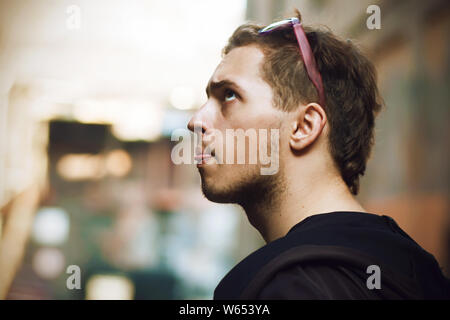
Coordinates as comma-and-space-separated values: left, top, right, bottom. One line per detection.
0, 0, 448, 299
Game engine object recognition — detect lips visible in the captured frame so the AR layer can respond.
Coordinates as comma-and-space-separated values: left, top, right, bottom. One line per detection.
194, 154, 212, 161
195, 147, 215, 164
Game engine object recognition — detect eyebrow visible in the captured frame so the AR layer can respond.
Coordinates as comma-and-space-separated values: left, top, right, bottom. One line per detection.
205, 79, 243, 98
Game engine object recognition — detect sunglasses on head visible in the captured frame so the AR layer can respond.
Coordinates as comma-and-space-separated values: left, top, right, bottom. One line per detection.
259, 17, 326, 108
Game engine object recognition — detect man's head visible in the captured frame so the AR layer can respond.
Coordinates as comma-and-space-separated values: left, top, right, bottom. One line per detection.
188, 11, 382, 206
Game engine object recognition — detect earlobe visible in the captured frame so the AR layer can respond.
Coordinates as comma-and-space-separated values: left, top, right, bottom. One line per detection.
289, 135, 303, 150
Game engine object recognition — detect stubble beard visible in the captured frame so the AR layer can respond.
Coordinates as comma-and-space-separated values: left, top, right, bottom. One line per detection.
199, 163, 286, 213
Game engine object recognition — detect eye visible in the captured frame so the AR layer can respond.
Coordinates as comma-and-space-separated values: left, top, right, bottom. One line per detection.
223, 89, 237, 102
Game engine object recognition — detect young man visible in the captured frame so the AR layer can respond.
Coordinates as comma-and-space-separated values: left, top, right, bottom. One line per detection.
187, 12, 450, 299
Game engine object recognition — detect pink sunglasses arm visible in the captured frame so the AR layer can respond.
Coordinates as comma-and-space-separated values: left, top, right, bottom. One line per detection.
293, 23, 326, 108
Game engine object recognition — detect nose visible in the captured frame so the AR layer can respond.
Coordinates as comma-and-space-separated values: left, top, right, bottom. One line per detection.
187, 107, 208, 134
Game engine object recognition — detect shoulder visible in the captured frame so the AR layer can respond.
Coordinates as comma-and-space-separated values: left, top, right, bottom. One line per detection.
239, 244, 423, 300
215, 212, 427, 299
237, 244, 377, 299
257, 261, 374, 299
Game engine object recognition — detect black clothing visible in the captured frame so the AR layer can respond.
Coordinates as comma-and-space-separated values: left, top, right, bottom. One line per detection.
213, 211, 450, 299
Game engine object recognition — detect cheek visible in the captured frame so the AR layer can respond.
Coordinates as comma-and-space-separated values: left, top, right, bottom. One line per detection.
220, 96, 277, 129
276, 121, 294, 159
226, 107, 282, 131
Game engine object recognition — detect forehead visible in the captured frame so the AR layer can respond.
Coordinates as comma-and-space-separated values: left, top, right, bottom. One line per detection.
210, 45, 266, 85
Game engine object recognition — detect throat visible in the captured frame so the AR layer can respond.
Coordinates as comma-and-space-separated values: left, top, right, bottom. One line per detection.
238, 174, 287, 243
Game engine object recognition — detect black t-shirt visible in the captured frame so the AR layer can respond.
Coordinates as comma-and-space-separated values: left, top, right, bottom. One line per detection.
213, 211, 450, 299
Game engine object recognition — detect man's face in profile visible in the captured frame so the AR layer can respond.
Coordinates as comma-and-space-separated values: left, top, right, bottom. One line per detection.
188, 45, 287, 205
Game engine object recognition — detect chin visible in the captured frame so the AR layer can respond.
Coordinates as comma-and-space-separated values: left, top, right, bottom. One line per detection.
199, 165, 281, 206
200, 174, 236, 204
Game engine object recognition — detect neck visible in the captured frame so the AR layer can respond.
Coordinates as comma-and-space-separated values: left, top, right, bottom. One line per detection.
241, 165, 366, 243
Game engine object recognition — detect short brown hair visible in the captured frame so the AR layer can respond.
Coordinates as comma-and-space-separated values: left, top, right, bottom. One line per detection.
223, 11, 383, 195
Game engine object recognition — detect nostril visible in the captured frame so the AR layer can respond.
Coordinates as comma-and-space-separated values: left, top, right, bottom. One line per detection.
191, 121, 207, 135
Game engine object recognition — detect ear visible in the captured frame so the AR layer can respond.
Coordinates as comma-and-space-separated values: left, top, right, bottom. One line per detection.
289, 103, 327, 151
